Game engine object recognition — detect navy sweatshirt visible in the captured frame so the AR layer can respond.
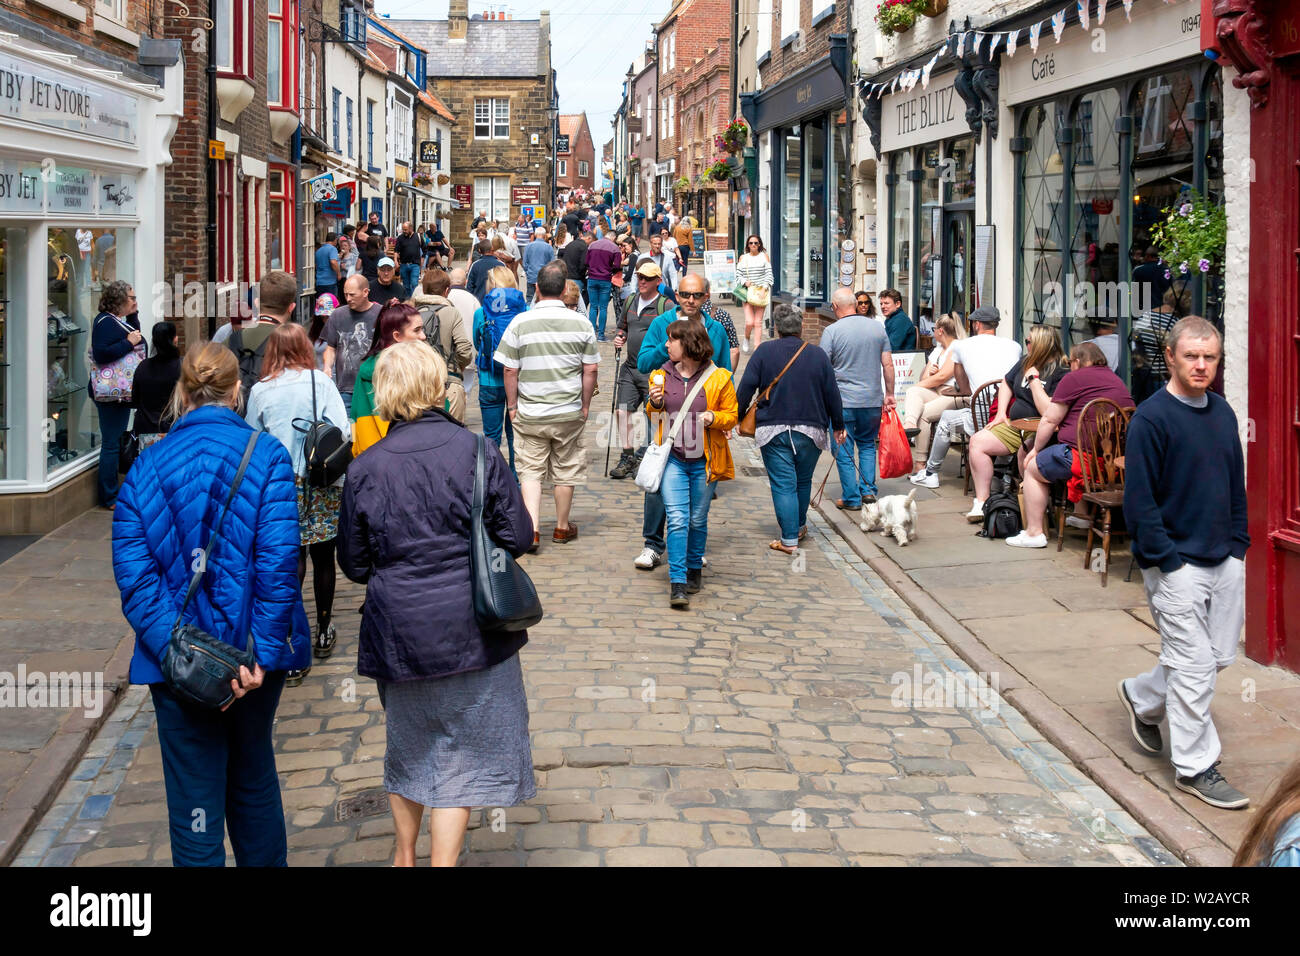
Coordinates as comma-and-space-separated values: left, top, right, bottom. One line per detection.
1123, 387, 1249, 573
91, 311, 139, 365
736, 335, 844, 433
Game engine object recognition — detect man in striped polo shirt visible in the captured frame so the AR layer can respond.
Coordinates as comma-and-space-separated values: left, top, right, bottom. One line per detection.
495, 260, 601, 553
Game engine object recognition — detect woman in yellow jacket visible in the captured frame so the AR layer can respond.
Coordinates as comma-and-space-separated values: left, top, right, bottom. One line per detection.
646, 319, 737, 609
350, 301, 427, 456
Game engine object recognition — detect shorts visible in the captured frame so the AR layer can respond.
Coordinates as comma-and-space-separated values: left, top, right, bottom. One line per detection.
1036, 443, 1074, 481
616, 363, 650, 411
514, 416, 588, 485
987, 421, 1030, 454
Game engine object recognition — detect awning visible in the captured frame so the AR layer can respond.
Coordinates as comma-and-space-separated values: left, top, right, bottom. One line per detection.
394, 182, 436, 200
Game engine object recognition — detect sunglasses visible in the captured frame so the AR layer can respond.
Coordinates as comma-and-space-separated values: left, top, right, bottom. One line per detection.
679, 291, 706, 299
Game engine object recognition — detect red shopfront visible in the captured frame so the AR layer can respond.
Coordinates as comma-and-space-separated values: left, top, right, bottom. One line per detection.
1211, 0, 1300, 672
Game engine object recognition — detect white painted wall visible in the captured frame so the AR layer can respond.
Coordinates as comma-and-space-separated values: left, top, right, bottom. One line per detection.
1220, 80, 1250, 426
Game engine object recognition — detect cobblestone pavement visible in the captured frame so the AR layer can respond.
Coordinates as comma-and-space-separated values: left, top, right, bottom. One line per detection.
17, 343, 1180, 867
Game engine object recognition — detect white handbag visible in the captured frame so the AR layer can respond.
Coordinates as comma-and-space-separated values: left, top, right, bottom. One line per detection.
635, 364, 716, 494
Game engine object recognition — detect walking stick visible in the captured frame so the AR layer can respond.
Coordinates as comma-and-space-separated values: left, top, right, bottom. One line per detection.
606, 345, 622, 476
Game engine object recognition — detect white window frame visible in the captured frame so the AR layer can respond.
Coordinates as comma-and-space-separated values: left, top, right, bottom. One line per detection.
558, 158, 567, 178
474, 97, 510, 140
646, 94, 653, 140
473, 175, 511, 223
578, 160, 589, 179
781, 0, 799, 45
669, 31, 675, 70
95, 0, 125, 22
757, 3, 772, 59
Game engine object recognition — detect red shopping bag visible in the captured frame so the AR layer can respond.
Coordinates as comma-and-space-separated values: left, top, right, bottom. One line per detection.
877, 406, 912, 480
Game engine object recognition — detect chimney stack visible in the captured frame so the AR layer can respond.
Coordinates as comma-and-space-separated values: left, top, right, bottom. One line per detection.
449, 0, 468, 40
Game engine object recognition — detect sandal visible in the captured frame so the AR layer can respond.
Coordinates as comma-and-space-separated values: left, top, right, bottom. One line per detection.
798, 526, 808, 541
768, 540, 798, 555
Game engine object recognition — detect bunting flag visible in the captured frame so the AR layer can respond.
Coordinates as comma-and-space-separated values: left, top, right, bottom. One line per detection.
921, 54, 937, 89
1077, 0, 1089, 30
1029, 21, 1042, 52
1123, 0, 1134, 19
1051, 10, 1066, 42
973, 33, 985, 55
1006, 29, 1019, 57
955, 32, 966, 58
987, 33, 1002, 57
1097, 0, 1105, 25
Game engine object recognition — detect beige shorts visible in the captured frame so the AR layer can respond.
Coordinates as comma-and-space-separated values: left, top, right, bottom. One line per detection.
445, 380, 466, 423
514, 415, 588, 485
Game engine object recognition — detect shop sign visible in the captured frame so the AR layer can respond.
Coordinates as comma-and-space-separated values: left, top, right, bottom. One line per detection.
419, 140, 440, 165
892, 351, 929, 401
0, 48, 139, 145
703, 249, 736, 293
307, 173, 337, 203
0, 156, 43, 213
1004, 0, 1201, 105
49, 165, 94, 214
653, 160, 675, 176
511, 185, 540, 206
321, 185, 351, 218
881, 75, 966, 153
453, 183, 472, 208
556, 134, 570, 154
0, 157, 139, 215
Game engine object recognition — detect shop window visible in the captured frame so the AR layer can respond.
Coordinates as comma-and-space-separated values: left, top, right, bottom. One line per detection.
46, 226, 133, 477
1070, 88, 1124, 344
803, 117, 826, 300
945, 136, 976, 204
216, 159, 236, 285
889, 150, 914, 312
1202, 70, 1225, 328
0, 228, 24, 479
1019, 104, 1067, 340
267, 0, 298, 111
781, 127, 801, 293
831, 113, 850, 260
919, 147, 942, 325
1131, 68, 1197, 287
268, 167, 294, 272
214, 0, 254, 79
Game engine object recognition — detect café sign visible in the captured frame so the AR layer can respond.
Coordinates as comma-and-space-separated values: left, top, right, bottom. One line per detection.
0, 49, 139, 146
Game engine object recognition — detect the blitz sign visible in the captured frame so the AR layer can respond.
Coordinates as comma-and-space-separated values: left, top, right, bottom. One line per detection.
881, 76, 967, 152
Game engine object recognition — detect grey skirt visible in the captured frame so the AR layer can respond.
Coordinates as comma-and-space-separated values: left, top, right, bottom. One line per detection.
377, 653, 536, 808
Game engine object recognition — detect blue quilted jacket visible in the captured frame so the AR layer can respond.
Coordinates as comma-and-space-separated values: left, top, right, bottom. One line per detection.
113, 404, 311, 684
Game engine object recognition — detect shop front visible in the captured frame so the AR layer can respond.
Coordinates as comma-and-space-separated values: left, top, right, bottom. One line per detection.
1003, 0, 1220, 382
745, 51, 852, 309
879, 71, 979, 337
0, 36, 180, 532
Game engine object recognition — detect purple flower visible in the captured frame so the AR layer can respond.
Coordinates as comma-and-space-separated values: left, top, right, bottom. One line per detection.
1198, 258, 1210, 273
1179, 202, 1193, 217
1163, 270, 1171, 280
1179, 262, 1189, 274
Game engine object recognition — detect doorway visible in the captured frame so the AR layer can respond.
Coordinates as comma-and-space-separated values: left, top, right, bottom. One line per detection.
942, 207, 976, 319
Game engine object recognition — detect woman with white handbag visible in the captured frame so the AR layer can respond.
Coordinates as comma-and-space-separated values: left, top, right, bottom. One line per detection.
736, 234, 774, 354
89, 280, 144, 509
643, 320, 737, 609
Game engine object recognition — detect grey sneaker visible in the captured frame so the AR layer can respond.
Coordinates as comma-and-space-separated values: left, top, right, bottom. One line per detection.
1116, 679, 1162, 754
1176, 763, 1249, 810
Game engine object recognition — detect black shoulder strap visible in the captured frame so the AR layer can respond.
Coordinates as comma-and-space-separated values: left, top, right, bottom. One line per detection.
172, 431, 260, 629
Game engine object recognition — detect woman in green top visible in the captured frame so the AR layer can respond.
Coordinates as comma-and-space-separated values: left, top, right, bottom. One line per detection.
350, 301, 426, 456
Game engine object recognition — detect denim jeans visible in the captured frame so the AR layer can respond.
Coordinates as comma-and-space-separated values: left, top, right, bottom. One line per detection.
661, 456, 711, 583
833, 406, 882, 505
643, 489, 666, 553
759, 429, 822, 546
400, 263, 422, 295
587, 279, 612, 338
150, 671, 289, 866
479, 384, 516, 474
95, 401, 131, 507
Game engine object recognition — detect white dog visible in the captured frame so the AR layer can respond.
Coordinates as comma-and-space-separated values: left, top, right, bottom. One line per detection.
859, 488, 919, 546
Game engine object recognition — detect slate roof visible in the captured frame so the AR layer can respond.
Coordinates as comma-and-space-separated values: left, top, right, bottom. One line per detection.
382, 18, 545, 78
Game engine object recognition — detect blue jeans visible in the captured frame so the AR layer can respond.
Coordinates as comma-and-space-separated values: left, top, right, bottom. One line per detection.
587, 279, 612, 337
400, 263, 421, 295
96, 401, 131, 507
833, 406, 882, 506
643, 489, 666, 553
760, 429, 823, 546
479, 384, 516, 474
661, 456, 711, 583
150, 671, 289, 867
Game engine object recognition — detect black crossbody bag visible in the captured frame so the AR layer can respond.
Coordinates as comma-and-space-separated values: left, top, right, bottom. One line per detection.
161, 432, 260, 709
469, 433, 543, 632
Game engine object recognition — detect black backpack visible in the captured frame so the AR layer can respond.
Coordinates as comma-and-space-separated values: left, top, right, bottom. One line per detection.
981, 490, 1023, 539
229, 324, 276, 403
417, 301, 458, 371
294, 373, 352, 488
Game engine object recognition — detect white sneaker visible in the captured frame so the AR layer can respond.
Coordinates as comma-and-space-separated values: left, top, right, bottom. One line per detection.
1005, 531, 1048, 549
741, 339, 750, 354
1066, 515, 1091, 530
909, 470, 939, 489
965, 500, 985, 524
634, 548, 663, 570
701, 555, 708, 568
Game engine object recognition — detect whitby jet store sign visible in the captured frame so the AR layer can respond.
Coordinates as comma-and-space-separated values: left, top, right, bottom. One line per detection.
0, 49, 139, 146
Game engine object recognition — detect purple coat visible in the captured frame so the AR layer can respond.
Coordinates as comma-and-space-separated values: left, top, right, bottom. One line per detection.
338, 409, 534, 681
585, 237, 623, 282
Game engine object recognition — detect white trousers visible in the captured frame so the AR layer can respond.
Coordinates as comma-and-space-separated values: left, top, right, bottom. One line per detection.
1124, 557, 1245, 778
925, 408, 974, 471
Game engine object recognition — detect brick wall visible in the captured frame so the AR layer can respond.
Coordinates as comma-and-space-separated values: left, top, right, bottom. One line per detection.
16, 0, 160, 59
655, 0, 732, 192
760, 0, 848, 87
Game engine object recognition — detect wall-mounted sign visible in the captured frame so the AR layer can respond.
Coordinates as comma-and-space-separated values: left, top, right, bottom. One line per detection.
881, 75, 966, 153
0, 157, 43, 213
307, 173, 337, 203
321, 185, 351, 218
556, 134, 570, 154
0, 157, 138, 215
453, 183, 472, 208
49, 165, 93, 214
418, 140, 440, 165
208, 139, 225, 160
511, 185, 540, 206
0, 49, 140, 145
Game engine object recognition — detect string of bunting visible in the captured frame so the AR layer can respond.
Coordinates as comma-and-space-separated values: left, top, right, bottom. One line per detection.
855, 0, 1181, 101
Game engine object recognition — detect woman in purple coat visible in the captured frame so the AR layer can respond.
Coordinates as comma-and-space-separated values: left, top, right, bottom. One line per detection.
338, 341, 536, 866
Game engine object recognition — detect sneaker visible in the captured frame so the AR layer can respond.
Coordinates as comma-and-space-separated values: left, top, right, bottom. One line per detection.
909, 470, 939, 489
1176, 763, 1249, 810
685, 568, 702, 593
609, 450, 637, 480
670, 583, 689, 609
741, 339, 750, 354
965, 500, 985, 524
1116, 679, 1162, 755
285, 666, 311, 687
1005, 531, 1048, 549
313, 622, 337, 661
904, 426, 921, 439
1066, 514, 1091, 530
634, 547, 663, 570
700, 555, 708, 568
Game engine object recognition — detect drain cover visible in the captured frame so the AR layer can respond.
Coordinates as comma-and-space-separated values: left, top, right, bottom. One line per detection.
740, 466, 766, 478
335, 788, 388, 822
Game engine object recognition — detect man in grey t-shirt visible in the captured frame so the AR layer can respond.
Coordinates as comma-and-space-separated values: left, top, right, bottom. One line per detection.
819, 287, 895, 509
321, 275, 381, 406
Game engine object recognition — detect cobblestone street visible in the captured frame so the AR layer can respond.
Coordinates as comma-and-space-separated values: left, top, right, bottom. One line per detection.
15, 345, 1180, 867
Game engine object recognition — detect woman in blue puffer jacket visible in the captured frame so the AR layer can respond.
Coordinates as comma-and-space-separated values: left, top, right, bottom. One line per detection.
112, 342, 311, 867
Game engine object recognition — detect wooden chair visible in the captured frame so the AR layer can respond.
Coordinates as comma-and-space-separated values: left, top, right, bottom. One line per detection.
960, 380, 1001, 495
1075, 399, 1131, 586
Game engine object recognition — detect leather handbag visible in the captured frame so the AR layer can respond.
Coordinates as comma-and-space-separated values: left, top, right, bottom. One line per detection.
470, 433, 544, 632
295, 371, 352, 488
87, 314, 145, 403
160, 432, 260, 710
635, 364, 715, 494
738, 343, 807, 438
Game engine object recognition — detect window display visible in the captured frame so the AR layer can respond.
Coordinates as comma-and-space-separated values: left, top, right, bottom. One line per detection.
782, 128, 801, 293
890, 150, 914, 308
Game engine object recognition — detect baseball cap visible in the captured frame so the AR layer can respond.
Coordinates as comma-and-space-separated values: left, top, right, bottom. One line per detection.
969, 305, 1001, 327
635, 261, 662, 278
315, 292, 339, 315
377, 256, 396, 268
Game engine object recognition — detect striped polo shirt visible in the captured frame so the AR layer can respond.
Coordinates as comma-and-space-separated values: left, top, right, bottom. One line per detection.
493, 301, 600, 422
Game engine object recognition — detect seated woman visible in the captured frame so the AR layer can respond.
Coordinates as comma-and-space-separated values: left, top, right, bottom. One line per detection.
964, 325, 1067, 523
902, 312, 966, 471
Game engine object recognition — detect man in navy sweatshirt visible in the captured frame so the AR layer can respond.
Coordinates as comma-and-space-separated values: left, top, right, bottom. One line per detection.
1117, 316, 1250, 810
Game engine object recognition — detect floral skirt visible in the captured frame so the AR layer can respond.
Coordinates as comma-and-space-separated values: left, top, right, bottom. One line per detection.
295, 475, 341, 545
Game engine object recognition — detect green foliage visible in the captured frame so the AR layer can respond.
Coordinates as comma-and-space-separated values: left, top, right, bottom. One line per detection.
1150, 190, 1227, 278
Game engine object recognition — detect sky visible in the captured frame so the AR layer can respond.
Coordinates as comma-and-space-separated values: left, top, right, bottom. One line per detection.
372, 0, 674, 152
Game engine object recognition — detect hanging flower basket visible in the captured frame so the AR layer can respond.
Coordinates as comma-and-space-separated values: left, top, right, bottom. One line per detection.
1150, 189, 1226, 280
705, 160, 732, 183
923, 0, 947, 17
413, 174, 434, 187
674, 176, 691, 193
877, 0, 926, 36
715, 118, 750, 154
